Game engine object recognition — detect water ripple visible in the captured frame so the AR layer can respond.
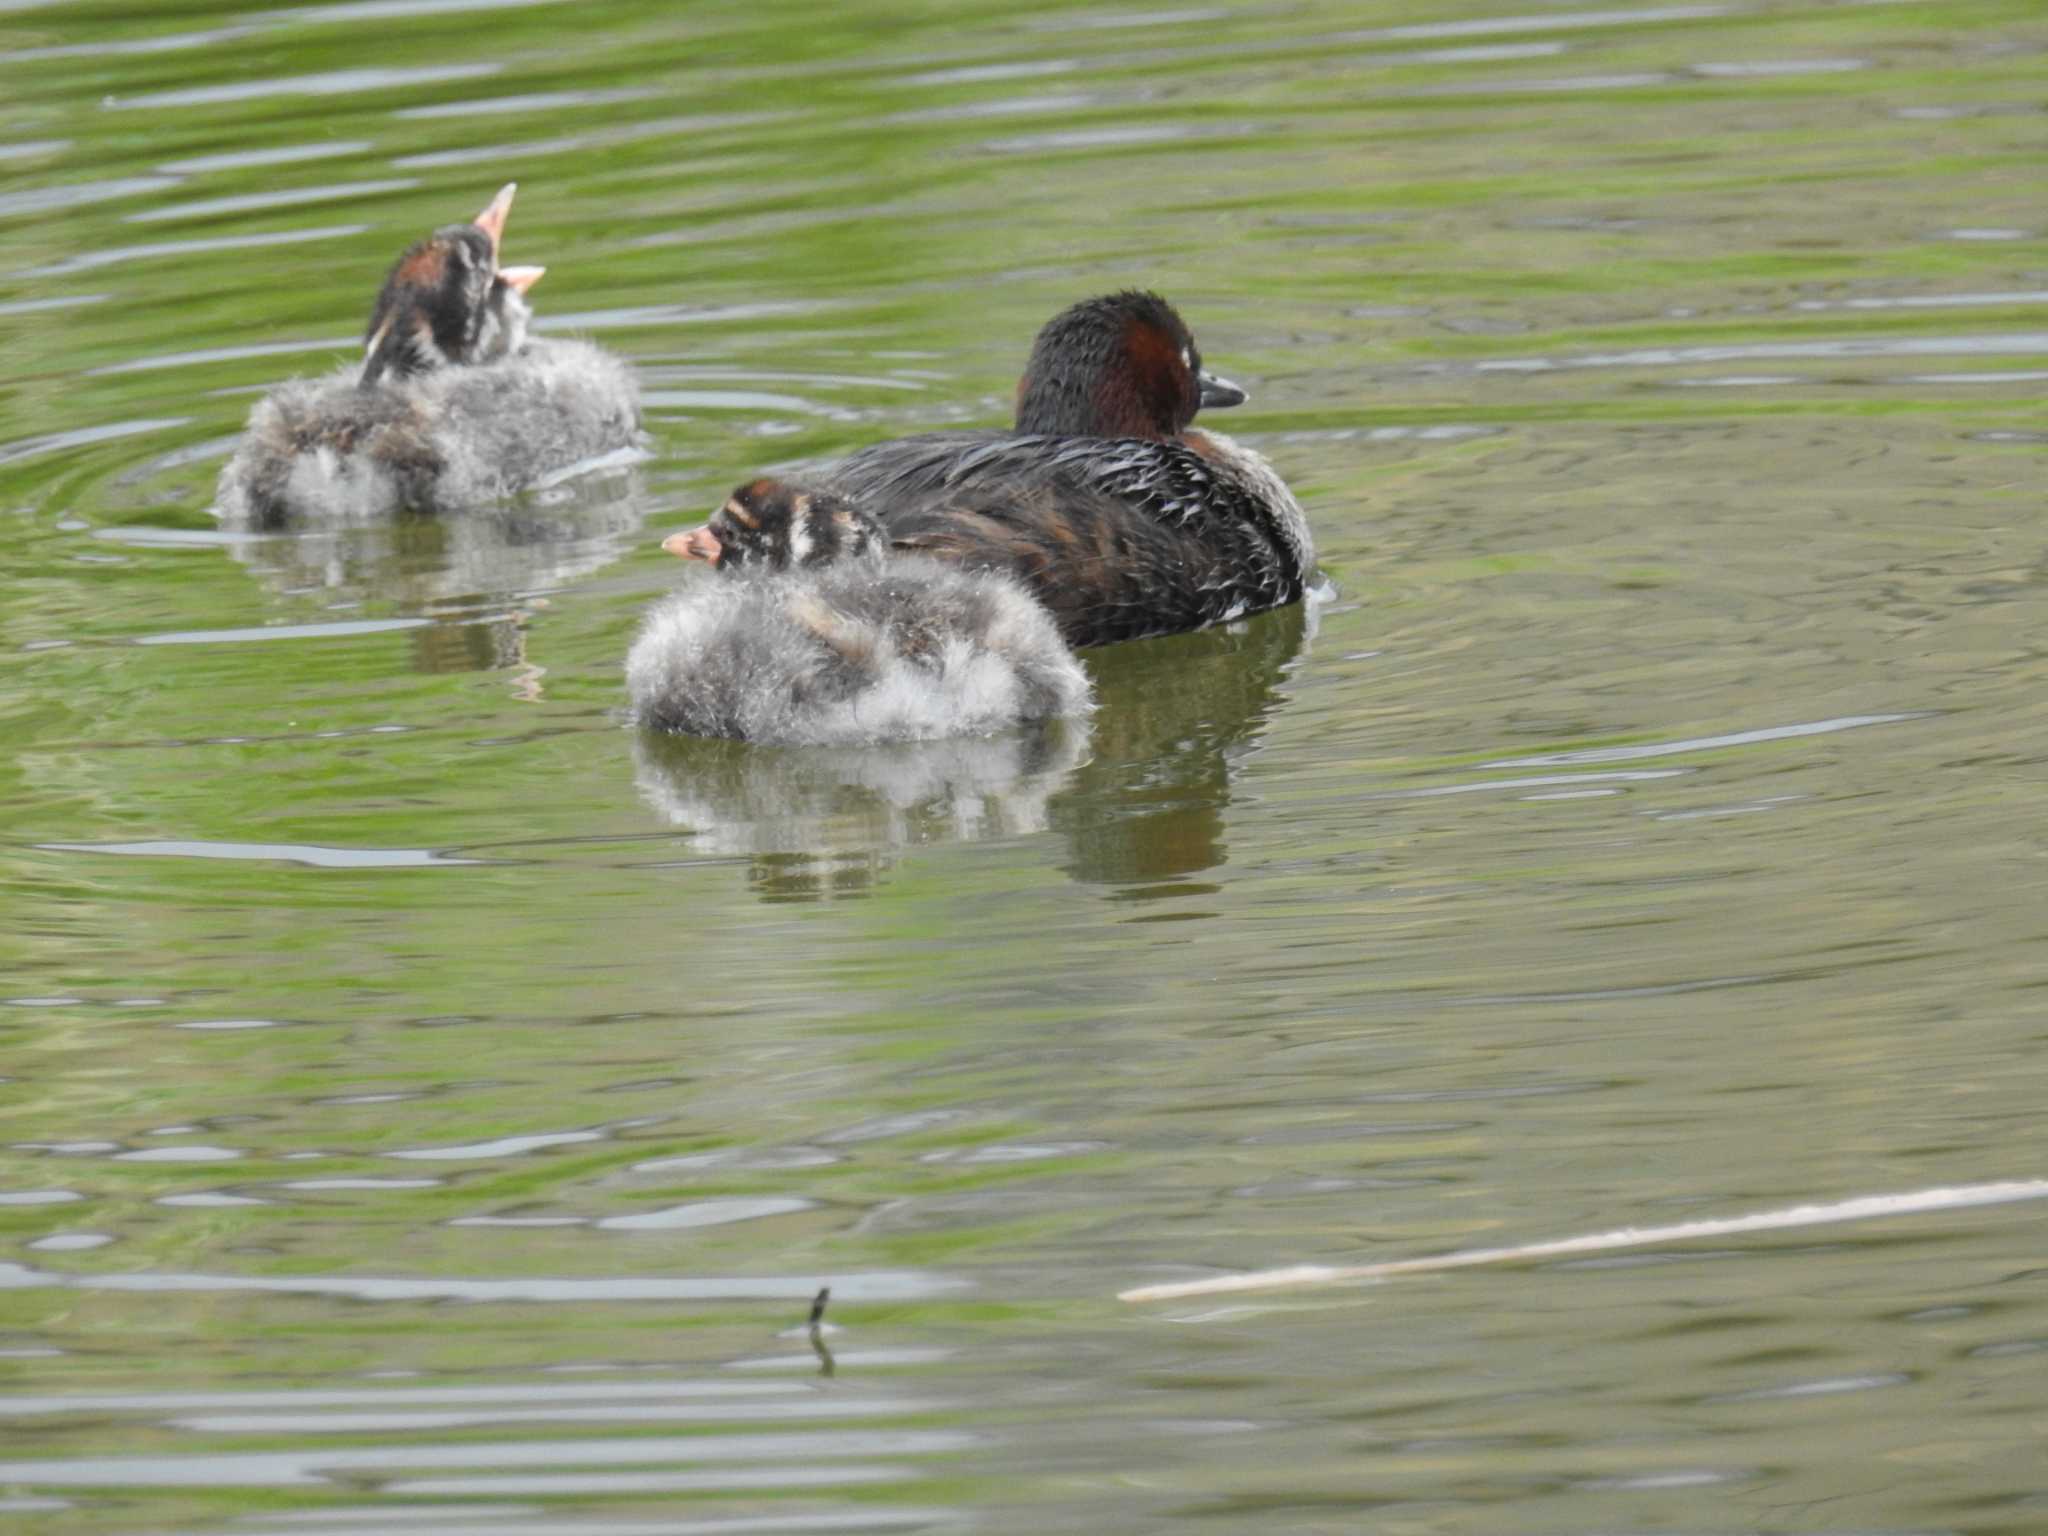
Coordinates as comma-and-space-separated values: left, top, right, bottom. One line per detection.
1469, 333, 2048, 373
1911, 369, 2048, 385
0, 1263, 967, 1303
107, 63, 502, 110
0, 419, 188, 467
887, 91, 1138, 126
292, 0, 573, 20
1707, 1372, 1910, 1403
87, 336, 352, 375
1368, 769, 1686, 800
393, 1130, 605, 1159
1690, 57, 1865, 76
129, 617, 432, 645
22, 225, 367, 277
0, 1428, 965, 1486
393, 86, 657, 119
126, 179, 418, 223
534, 300, 828, 333
39, 840, 478, 869
155, 1192, 268, 1207
1484, 712, 1929, 767
1, 26, 257, 62
0, 1381, 796, 1413
982, 122, 1250, 154
1419, 69, 1674, 94
1022, 7, 1226, 32
1332, 5, 1731, 43
894, 59, 1077, 87
598, 1198, 817, 1231
394, 1465, 914, 1494
635, 1147, 842, 1173
192, 1408, 949, 1437
0, 294, 105, 316
158, 142, 374, 174
221, 1515, 941, 1536
642, 388, 857, 419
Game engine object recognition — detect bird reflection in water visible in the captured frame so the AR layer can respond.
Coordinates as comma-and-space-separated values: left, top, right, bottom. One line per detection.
1053, 599, 1308, 892
632, 600, 1309, 901
633, 718, 1092, 902
228, 476, 645, 692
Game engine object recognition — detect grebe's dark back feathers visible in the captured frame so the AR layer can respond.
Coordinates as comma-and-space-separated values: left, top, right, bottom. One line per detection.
826, 431, 1305, 647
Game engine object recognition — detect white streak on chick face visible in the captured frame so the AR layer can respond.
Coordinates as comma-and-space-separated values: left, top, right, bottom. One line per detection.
411, 316, 449, 369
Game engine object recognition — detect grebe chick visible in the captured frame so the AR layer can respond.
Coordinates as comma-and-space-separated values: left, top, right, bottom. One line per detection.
216, 183, 640, 530
628, 478, 1092, 747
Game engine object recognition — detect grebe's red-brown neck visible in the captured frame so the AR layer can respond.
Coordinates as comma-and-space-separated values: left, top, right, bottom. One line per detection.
1011, 289, 1246, 440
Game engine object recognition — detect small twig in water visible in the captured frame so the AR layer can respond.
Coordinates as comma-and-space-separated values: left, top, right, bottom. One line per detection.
807, 1285, 835, 1378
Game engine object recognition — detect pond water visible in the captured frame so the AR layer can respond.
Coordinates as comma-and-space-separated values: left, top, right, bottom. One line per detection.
3, 1, 2047, 1532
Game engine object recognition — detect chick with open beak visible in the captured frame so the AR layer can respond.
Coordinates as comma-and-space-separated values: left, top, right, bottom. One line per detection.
217, 181, 642, 529
361, 183, 547, 385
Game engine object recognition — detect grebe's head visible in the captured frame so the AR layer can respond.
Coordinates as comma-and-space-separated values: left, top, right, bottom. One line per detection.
361, 183, 544, 385
1012, 289, 1245, 440
662, 479, 885, 573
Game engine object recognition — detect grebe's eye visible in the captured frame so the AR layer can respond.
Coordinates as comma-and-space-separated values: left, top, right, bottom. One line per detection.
1181, 346, 1193, 371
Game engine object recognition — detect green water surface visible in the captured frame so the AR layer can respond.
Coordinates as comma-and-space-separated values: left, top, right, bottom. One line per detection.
2, 2, 2047, 1533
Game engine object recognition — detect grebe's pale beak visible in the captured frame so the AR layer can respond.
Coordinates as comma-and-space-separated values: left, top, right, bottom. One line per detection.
472, 182, 517, 263
662, 526, 724, 564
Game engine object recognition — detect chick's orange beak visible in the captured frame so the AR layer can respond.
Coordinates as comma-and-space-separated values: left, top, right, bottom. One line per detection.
473, 182, 516, 262
498, 264, 545, 294
662, 526, 723, 564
